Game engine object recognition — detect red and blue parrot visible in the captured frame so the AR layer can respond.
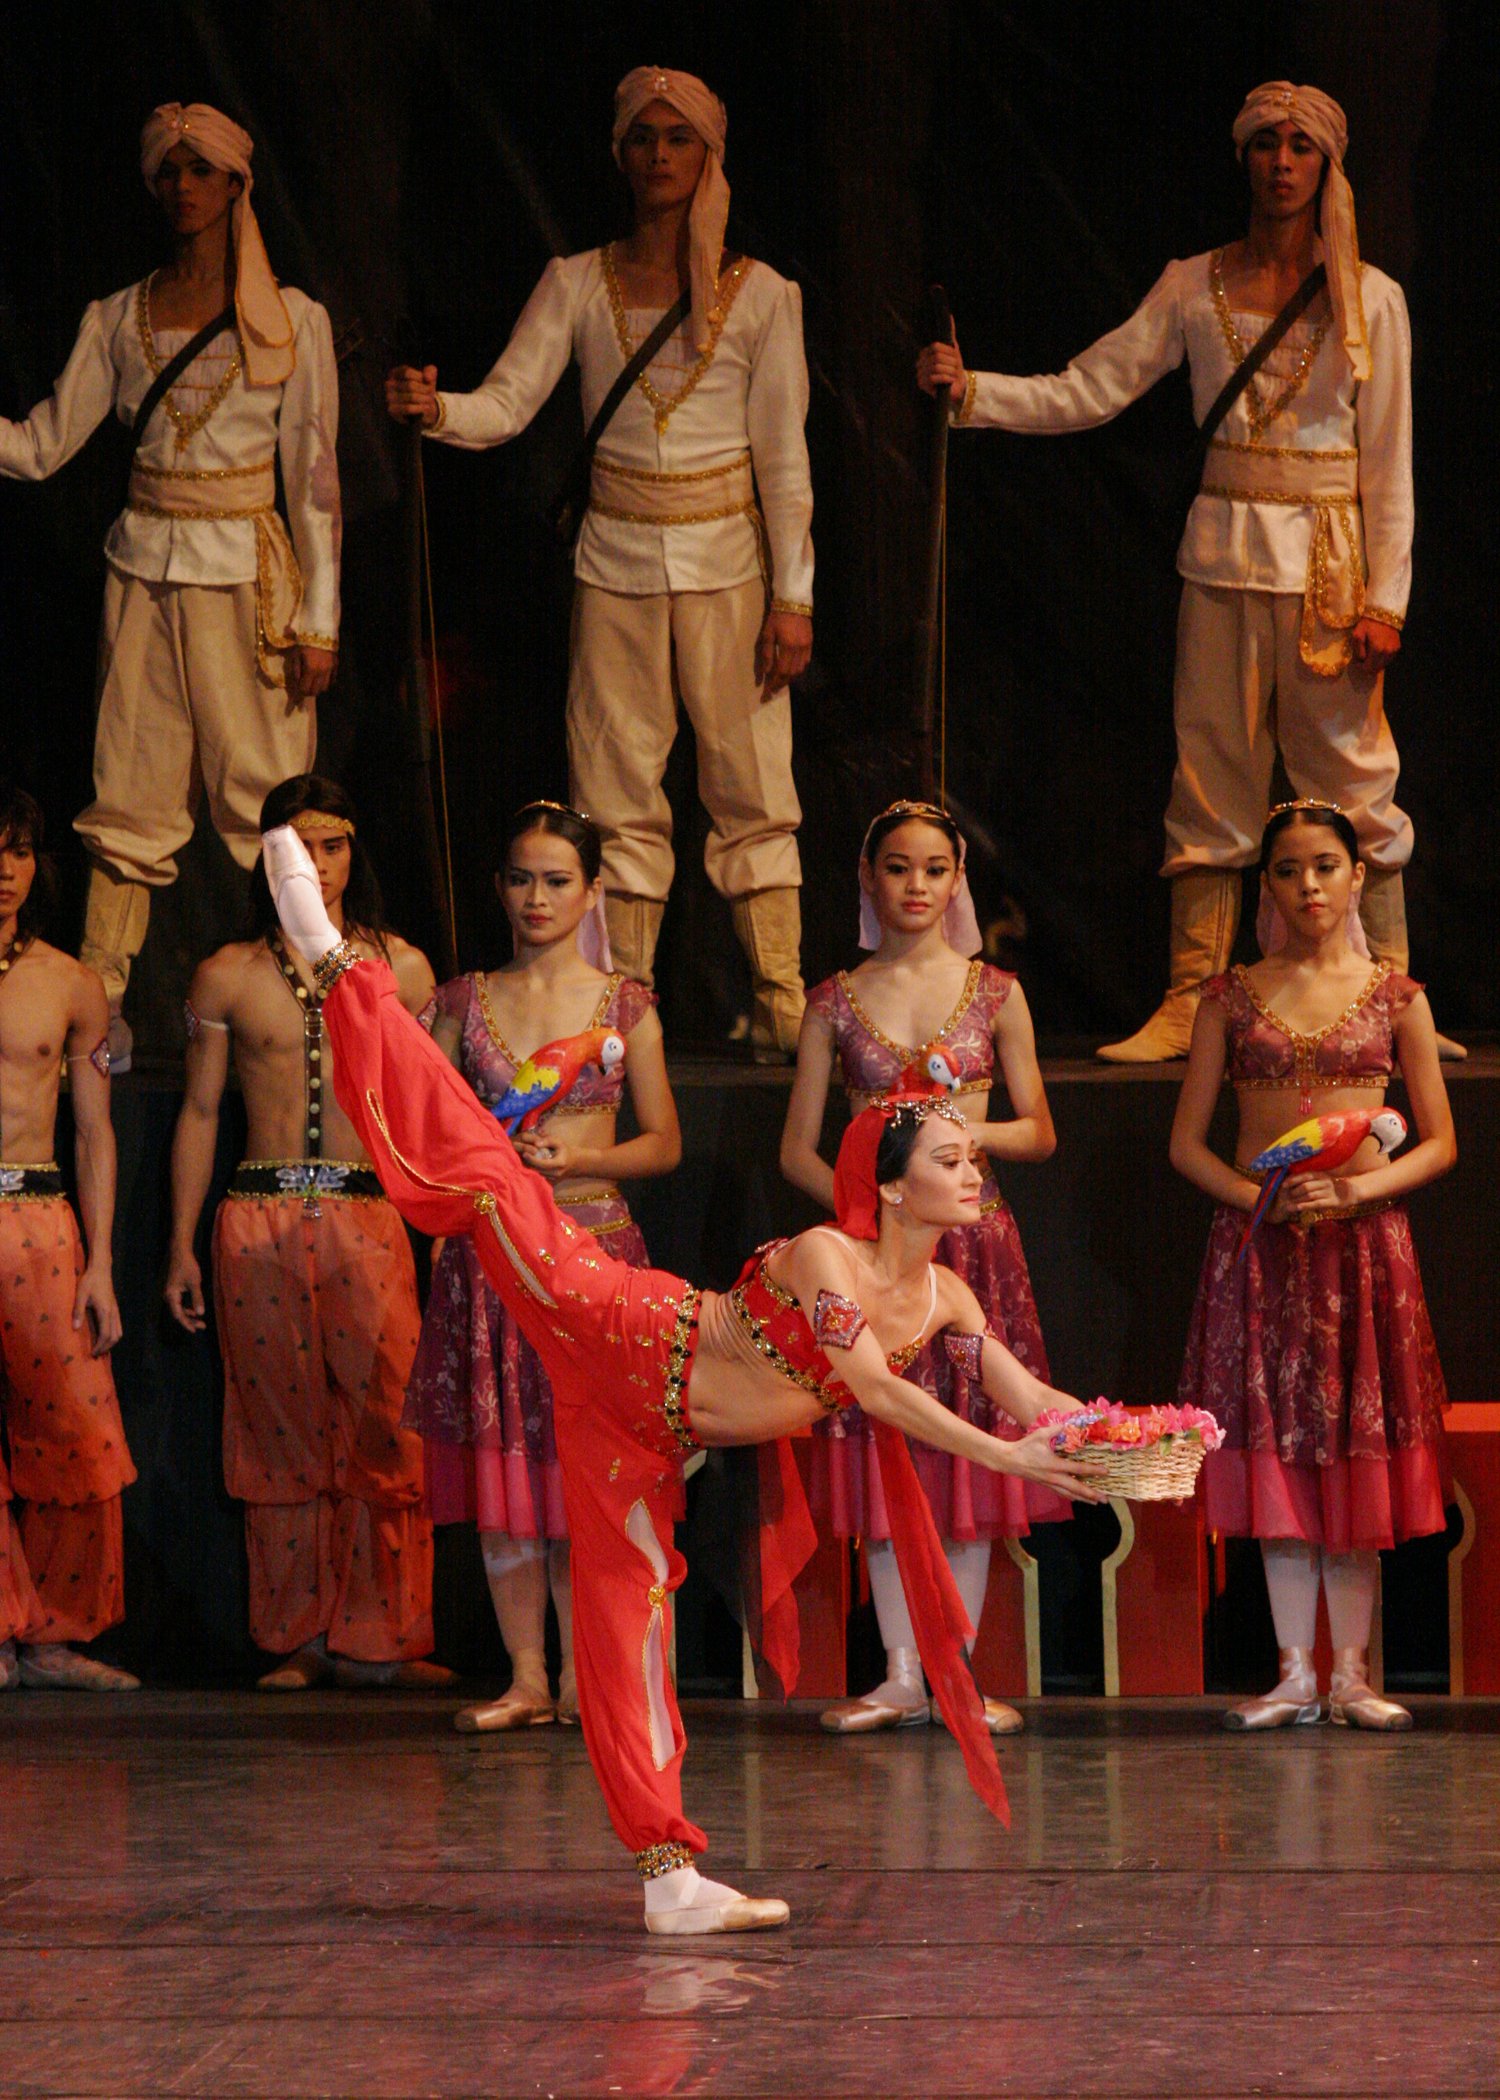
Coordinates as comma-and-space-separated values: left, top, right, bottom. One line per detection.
893, 1043, 963, 1096
490, 1028, 627, 1136
1236, 1107, 1407, 1262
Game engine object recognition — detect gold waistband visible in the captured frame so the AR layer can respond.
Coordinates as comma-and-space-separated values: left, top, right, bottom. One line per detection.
128, 457, 277, 520
125, 457, 303, 680
555, 1183, 625, 1207
589, 450, 757, 526
1200, 440, 1359, 504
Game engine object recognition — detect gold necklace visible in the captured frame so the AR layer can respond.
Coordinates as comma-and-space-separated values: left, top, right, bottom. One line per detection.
1209, 250, 1332, 441
0, 932, 31, 982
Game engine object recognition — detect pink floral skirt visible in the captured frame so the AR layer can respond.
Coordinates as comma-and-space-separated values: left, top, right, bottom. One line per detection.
1181, 1202, 1450, 1552
406, 1190, 650, 1537
810, 1187, 1070, 1541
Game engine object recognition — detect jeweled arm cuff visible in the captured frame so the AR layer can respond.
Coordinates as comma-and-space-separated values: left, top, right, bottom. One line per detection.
425, 393, 448, 436
637, 1840, 694, 1880
1362, 604, 1406, 632
813, 1288, 867, 1352
770, 597, 813, 619
951, 370, 978, 427
943, 1328, 996, 1381
294, 630, 339, 653
312, 940, 363, 996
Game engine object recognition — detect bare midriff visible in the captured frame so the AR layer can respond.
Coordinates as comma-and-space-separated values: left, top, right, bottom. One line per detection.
0, 951, 73, 1162
684, 1289, 832, 1447
1232, 1082, 1391, 1174
531, 1106, 622, 1206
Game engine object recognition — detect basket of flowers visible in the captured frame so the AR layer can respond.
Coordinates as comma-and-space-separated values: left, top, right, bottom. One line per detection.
1034, 1401, 1225, 1501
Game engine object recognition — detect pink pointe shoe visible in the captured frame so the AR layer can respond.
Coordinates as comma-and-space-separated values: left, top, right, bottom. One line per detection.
1223, 1645, 1324, 1731
1329, 1647, 1412, 1731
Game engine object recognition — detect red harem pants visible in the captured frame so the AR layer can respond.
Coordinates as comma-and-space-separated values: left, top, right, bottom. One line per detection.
0, 1187, 135, 1644
212, 1172, 435, 1662
316, 959, 705, 1863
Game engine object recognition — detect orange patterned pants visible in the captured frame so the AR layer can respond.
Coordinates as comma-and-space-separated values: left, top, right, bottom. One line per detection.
0, 1186, 134, 1644
212, 1170, 434, 1661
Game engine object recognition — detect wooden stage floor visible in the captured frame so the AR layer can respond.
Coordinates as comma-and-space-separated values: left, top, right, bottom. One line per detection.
2, 1693, 1498, 2098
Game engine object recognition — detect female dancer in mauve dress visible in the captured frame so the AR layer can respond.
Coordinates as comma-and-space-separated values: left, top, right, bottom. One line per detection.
409, 803, 681, 1733
262, 824, 1104, 1935
781, 801, 1066, 1736
1171, 800, 1455, 1731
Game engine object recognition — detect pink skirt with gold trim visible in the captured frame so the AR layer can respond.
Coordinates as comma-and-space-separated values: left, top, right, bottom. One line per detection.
1181, 1202, 1450, 1551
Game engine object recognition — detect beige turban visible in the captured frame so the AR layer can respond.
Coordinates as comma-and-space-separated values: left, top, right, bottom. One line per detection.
612, 66, 730, 354
140, 102, 295, 387
1232, 81, 1368, 383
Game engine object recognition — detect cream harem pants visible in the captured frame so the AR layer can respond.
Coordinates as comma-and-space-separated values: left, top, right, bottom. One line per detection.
74, 569, 317, 884
566, 577, 802, 903
1162, 582, 1412, 876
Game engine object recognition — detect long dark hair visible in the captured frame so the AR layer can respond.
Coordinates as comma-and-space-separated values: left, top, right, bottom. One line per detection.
0, 783, 56, 942
1259, 802, 1361, 871
498, 802, 603, 884
250, 776, 390, 952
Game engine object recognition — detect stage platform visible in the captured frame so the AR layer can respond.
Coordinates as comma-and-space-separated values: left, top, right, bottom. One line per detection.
2, 1688, 1498, 2097
95, 1046, 1500, 1694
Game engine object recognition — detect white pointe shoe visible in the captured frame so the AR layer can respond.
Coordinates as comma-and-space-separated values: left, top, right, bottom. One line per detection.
261, 826, 340, 964
642, 1862, 790, 1937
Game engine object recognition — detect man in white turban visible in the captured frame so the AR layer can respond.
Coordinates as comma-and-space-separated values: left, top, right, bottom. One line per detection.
918, 82, 1442, 1058
0, 103, 342, 1066
387, 67, 816, 1058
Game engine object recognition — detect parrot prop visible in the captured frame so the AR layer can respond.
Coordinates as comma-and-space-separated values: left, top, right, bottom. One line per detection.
489, 1028, 627, 1136
1236, 1107, 1407, 1262
893, 1043, 963, 1096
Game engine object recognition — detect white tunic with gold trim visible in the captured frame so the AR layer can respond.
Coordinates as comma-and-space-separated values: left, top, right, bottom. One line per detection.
429, 246, 814, 611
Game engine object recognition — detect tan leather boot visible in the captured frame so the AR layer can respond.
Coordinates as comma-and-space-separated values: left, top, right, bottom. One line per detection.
1360, 865, 1466, 1058
730, 888, 807, 1061
1098, 867, 1240, 1062
604, 894, 665, 988
80, 860, 151, 1072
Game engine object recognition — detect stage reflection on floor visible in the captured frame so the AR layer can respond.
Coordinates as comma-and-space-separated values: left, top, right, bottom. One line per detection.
2, 1691, 1498, 2097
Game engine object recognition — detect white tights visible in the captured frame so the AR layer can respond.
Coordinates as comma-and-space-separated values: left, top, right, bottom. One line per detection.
479, 1532, 572, 1694
1261, 1538, 1379, 1653
864, 1536, 991, 1702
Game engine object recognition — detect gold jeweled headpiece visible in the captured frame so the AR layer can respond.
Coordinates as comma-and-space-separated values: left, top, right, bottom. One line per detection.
886, 1096, 967, 1131
515, 798, 598, 829
290, 810, 355, 839
1267, 797, 1345, 819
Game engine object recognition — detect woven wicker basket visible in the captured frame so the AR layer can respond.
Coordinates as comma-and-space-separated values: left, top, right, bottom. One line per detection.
1078, 1436, 1210, 1502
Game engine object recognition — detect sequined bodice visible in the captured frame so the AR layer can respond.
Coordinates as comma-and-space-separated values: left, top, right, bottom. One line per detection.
806, 962, 1012, 1100
1205, 964, 1419, 1092
726, 1240, 931, 1413
431, 971, 652, 1114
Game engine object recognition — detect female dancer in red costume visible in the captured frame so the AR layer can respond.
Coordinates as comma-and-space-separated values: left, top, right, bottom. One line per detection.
263, 825, 1104, 1934
1172, 801, 1455, 1730
782, 802, 1065, 1736
409, 803, 681, 1732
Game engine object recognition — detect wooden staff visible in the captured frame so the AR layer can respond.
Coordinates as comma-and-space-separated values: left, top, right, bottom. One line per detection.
914, 284, 952, 800
399, 417, 459, 979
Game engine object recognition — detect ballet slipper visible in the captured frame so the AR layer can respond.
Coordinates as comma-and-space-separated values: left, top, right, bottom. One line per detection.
932, 1694, 1024, 1737
1329, 1647, 1412, 1731
555, 1660, 580, 1726
453, 1687, 557, 1732
261, 826, 341, 964
17, 1644, 140, 1692
1223, 1645, 1323, 1731
0, 1640, 19, 1691
257, 1643, 334, 1692
643, 1865, 790, 1937
820, 1649, 928, 1734
330, 1656, 457, 1690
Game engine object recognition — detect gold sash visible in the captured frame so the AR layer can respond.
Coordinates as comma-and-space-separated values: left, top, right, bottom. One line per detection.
589, 449, 759, 526
1200, 440, 1364, 679
127, 459, 303, 684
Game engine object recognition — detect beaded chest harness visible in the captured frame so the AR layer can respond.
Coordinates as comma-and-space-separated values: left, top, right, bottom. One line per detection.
268, 931, 331, 1206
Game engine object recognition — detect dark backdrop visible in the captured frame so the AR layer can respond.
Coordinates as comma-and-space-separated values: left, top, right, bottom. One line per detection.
2, 0, 1494, 1048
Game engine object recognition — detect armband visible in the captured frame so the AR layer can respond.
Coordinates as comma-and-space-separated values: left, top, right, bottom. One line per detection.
416, 992, 438, 1034
943, 1329, 996, 1382
812, 1289, 867, 1352
65, 1036, 112, 1078
184, 1000, 230, 1042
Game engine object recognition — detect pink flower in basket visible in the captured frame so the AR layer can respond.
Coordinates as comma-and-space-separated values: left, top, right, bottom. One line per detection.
1038, 1400, 1225, 1455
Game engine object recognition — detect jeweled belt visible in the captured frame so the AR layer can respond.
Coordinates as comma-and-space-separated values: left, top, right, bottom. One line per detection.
227, 1160, 385, 1204
127, 458, 303, 682
588, 449, 759, 528
0, 1162, 64, 1200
